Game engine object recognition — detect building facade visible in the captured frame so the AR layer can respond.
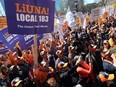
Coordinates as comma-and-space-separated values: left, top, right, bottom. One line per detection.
62, 0, 84, 12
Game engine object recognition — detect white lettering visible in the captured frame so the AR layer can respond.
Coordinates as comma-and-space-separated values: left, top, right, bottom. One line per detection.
24, 35, 33, 41
38, 16, 48, 22
6, 35, 13, 42
20, 14, 25, 21
16, 13, 37, 22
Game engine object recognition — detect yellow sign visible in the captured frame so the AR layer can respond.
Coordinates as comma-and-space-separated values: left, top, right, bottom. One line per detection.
112, 4, 116, 9
0, 17, 7, 30
98, 18, 103, 26
76, 18, 81, 24
86, 17, 90, 22
103, 11, 108, 19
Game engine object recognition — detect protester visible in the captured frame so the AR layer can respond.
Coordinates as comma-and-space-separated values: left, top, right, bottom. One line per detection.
75, 55, 94, 87
0, 65, 10, 87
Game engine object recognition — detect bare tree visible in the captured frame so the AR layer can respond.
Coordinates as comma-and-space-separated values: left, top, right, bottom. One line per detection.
101, 0, 107, 6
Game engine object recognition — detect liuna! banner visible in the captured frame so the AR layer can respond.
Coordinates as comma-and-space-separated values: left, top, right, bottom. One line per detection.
4, 0, 55, 34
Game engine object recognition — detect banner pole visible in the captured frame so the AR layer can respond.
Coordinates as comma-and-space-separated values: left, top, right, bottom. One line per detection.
33, 34, 38, 70
32, 34, 39, 87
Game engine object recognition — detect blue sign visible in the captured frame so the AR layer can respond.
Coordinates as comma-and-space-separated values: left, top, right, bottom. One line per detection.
0, 28, 20, 51
19, 35, 34, 50
4, 0, 55, 34
37, 34, 43, 44
19, 34, 43, 50
0, 27, 44, 51
0, 41, 9, 54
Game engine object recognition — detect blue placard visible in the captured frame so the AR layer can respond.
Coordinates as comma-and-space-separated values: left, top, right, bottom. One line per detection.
19, 35, 34, 50
0, 28, 44, 51
0, 41, 9, 54
0, 28, 20, 51
19, 34, 43, 50
4, 0, 55, 34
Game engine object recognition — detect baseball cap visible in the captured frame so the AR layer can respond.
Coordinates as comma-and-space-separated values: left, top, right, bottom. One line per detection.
75, 84, 83, 87
40, 51, 46, 56
11, 77, 23, 87
40, 61, 47, 67
68, 46, 74, 51
56, 50, 62, 56
15, 56, 24, 63
98, 71, 114, 82
58, 61, 68, 69
90, 44, 97, 49
103, 40, 108, 44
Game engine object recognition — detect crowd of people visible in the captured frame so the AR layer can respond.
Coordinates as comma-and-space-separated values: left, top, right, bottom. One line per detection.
0, 14, 116, 87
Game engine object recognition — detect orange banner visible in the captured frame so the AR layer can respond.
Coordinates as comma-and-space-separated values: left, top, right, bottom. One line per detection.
0, 17, 7, 30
